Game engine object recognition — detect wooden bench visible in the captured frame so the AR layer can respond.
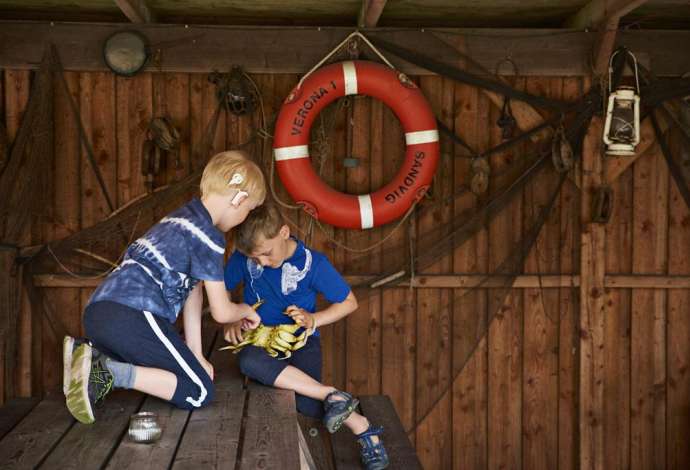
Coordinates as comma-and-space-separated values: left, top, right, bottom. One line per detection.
0, 325, 420, 469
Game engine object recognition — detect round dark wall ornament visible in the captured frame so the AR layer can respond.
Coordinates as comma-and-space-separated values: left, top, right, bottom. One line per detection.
103, 30, 150, 77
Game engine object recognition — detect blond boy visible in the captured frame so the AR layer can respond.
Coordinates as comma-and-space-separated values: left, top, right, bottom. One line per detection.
63, 151, 265, 424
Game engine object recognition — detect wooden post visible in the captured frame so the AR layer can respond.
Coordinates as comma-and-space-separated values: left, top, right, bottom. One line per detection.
114, 0, 156, 23
0, 247, 20, 404
579, 117, 607, 470
358, 0, 387, 28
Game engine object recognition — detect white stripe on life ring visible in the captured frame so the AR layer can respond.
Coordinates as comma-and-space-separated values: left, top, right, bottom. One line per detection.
405, 129, 439, 146
274, 145, 310, 161
343, 61, 358, 96
358, 195, 374, 229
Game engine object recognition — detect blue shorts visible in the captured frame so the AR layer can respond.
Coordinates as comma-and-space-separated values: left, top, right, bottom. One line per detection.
83, 301, 214, 410
237, 335, 323, 418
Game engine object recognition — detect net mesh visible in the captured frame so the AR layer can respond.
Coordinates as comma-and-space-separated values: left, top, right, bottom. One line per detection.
7, 42, 690, 433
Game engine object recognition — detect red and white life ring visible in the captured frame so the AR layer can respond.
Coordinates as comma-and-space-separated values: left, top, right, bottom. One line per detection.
273, 60, 439, 230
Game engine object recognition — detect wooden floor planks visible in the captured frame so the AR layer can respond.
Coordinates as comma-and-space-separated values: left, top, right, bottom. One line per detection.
0, 323, 421, 469
0, 398, 74, 469
0, 397, 38, 440
238, 383, 300, 470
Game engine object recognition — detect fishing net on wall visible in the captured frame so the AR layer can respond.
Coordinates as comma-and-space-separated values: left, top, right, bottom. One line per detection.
9, 39, 690, 431
0, 49, 54, 246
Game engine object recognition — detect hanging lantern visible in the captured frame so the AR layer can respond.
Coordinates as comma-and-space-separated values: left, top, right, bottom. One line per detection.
602, 49, 641, 156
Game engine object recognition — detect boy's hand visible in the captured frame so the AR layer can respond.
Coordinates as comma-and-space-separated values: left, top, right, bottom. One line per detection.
223, 321, 244, 345
198, 356, 214, 381
285, 305, 315, 329
242, 310, 261, 330
234, 302, 256, 320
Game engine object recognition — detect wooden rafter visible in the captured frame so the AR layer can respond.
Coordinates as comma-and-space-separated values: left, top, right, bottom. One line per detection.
564, 0, 649, 31
565, 0, 649, 74
358, 0, 387, 28
114, 0, 155, 23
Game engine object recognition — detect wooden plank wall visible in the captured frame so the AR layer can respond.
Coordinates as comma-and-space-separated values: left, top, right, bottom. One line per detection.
1, 68, 689, 469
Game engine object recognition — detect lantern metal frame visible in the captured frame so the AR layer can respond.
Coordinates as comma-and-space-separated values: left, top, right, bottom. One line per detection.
602, 49, 641, 156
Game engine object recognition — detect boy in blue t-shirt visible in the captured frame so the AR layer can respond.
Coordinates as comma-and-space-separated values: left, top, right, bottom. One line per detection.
63, 151, 264, 424
223, 203, 389, 470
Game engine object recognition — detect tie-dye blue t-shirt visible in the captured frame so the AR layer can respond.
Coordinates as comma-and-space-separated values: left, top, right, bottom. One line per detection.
89, 198, 226, 323
224, 238, 351, 336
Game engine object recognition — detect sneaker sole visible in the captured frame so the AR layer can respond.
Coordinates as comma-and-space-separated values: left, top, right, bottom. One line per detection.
325, 398, 359, 434
65, 343, 95, 424
62, 336, 74, 396
366, 461, 389, 470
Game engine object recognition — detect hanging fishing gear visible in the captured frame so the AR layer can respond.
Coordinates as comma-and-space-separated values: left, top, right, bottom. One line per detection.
470, 156, 491, 195
551, 121, 575, 173
591, 185, 614, 224
208, 65, 258, 116
494, 58, 519, 140
497, 97, 517, 140
141, 116, 181, 191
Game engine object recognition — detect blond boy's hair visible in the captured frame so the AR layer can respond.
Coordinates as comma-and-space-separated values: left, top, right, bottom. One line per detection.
234, 203, 284, 255
200, 150, 266, 204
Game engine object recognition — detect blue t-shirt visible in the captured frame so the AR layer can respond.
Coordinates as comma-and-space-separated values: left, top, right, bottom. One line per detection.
224, 239, 350, 335
89, 198, 226, 323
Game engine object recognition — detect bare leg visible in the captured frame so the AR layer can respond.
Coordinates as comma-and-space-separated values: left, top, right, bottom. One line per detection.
273, 364, 336, 400
273, 365, 375, 437
132, 366, 177, 401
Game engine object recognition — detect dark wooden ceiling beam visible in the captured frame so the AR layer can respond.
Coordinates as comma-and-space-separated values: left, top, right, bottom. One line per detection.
358, 0, 387, 28
114, 0, 156, 23
0, 22, 687, 77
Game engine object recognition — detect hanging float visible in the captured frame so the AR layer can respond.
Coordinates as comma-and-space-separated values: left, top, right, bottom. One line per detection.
273, 51, 439, 230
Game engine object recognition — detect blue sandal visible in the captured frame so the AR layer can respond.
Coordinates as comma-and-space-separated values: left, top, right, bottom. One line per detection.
356, 425, 389, 470
323, 390, 359, 433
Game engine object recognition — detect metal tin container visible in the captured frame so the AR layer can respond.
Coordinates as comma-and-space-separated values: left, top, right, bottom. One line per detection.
128, 411, 162, 444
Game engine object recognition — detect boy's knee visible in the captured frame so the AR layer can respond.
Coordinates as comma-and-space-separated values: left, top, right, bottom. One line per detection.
174, 375, 215, 410
238, 349, 282, 386
238, 352, 262, 380
197, 381, 215, 408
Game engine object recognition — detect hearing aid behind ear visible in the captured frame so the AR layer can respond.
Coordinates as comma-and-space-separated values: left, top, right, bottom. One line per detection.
231, 190, 249, 207
228, 173, 244, 186
228, 172, 248, 206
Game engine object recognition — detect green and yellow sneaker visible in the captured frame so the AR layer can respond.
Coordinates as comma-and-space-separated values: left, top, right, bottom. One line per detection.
65, 344, 114, 424
62, 336, 88, 396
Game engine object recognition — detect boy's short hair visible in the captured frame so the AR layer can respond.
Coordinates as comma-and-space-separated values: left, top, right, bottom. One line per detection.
234, 203, 285, 255
200, 150, 266, 204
